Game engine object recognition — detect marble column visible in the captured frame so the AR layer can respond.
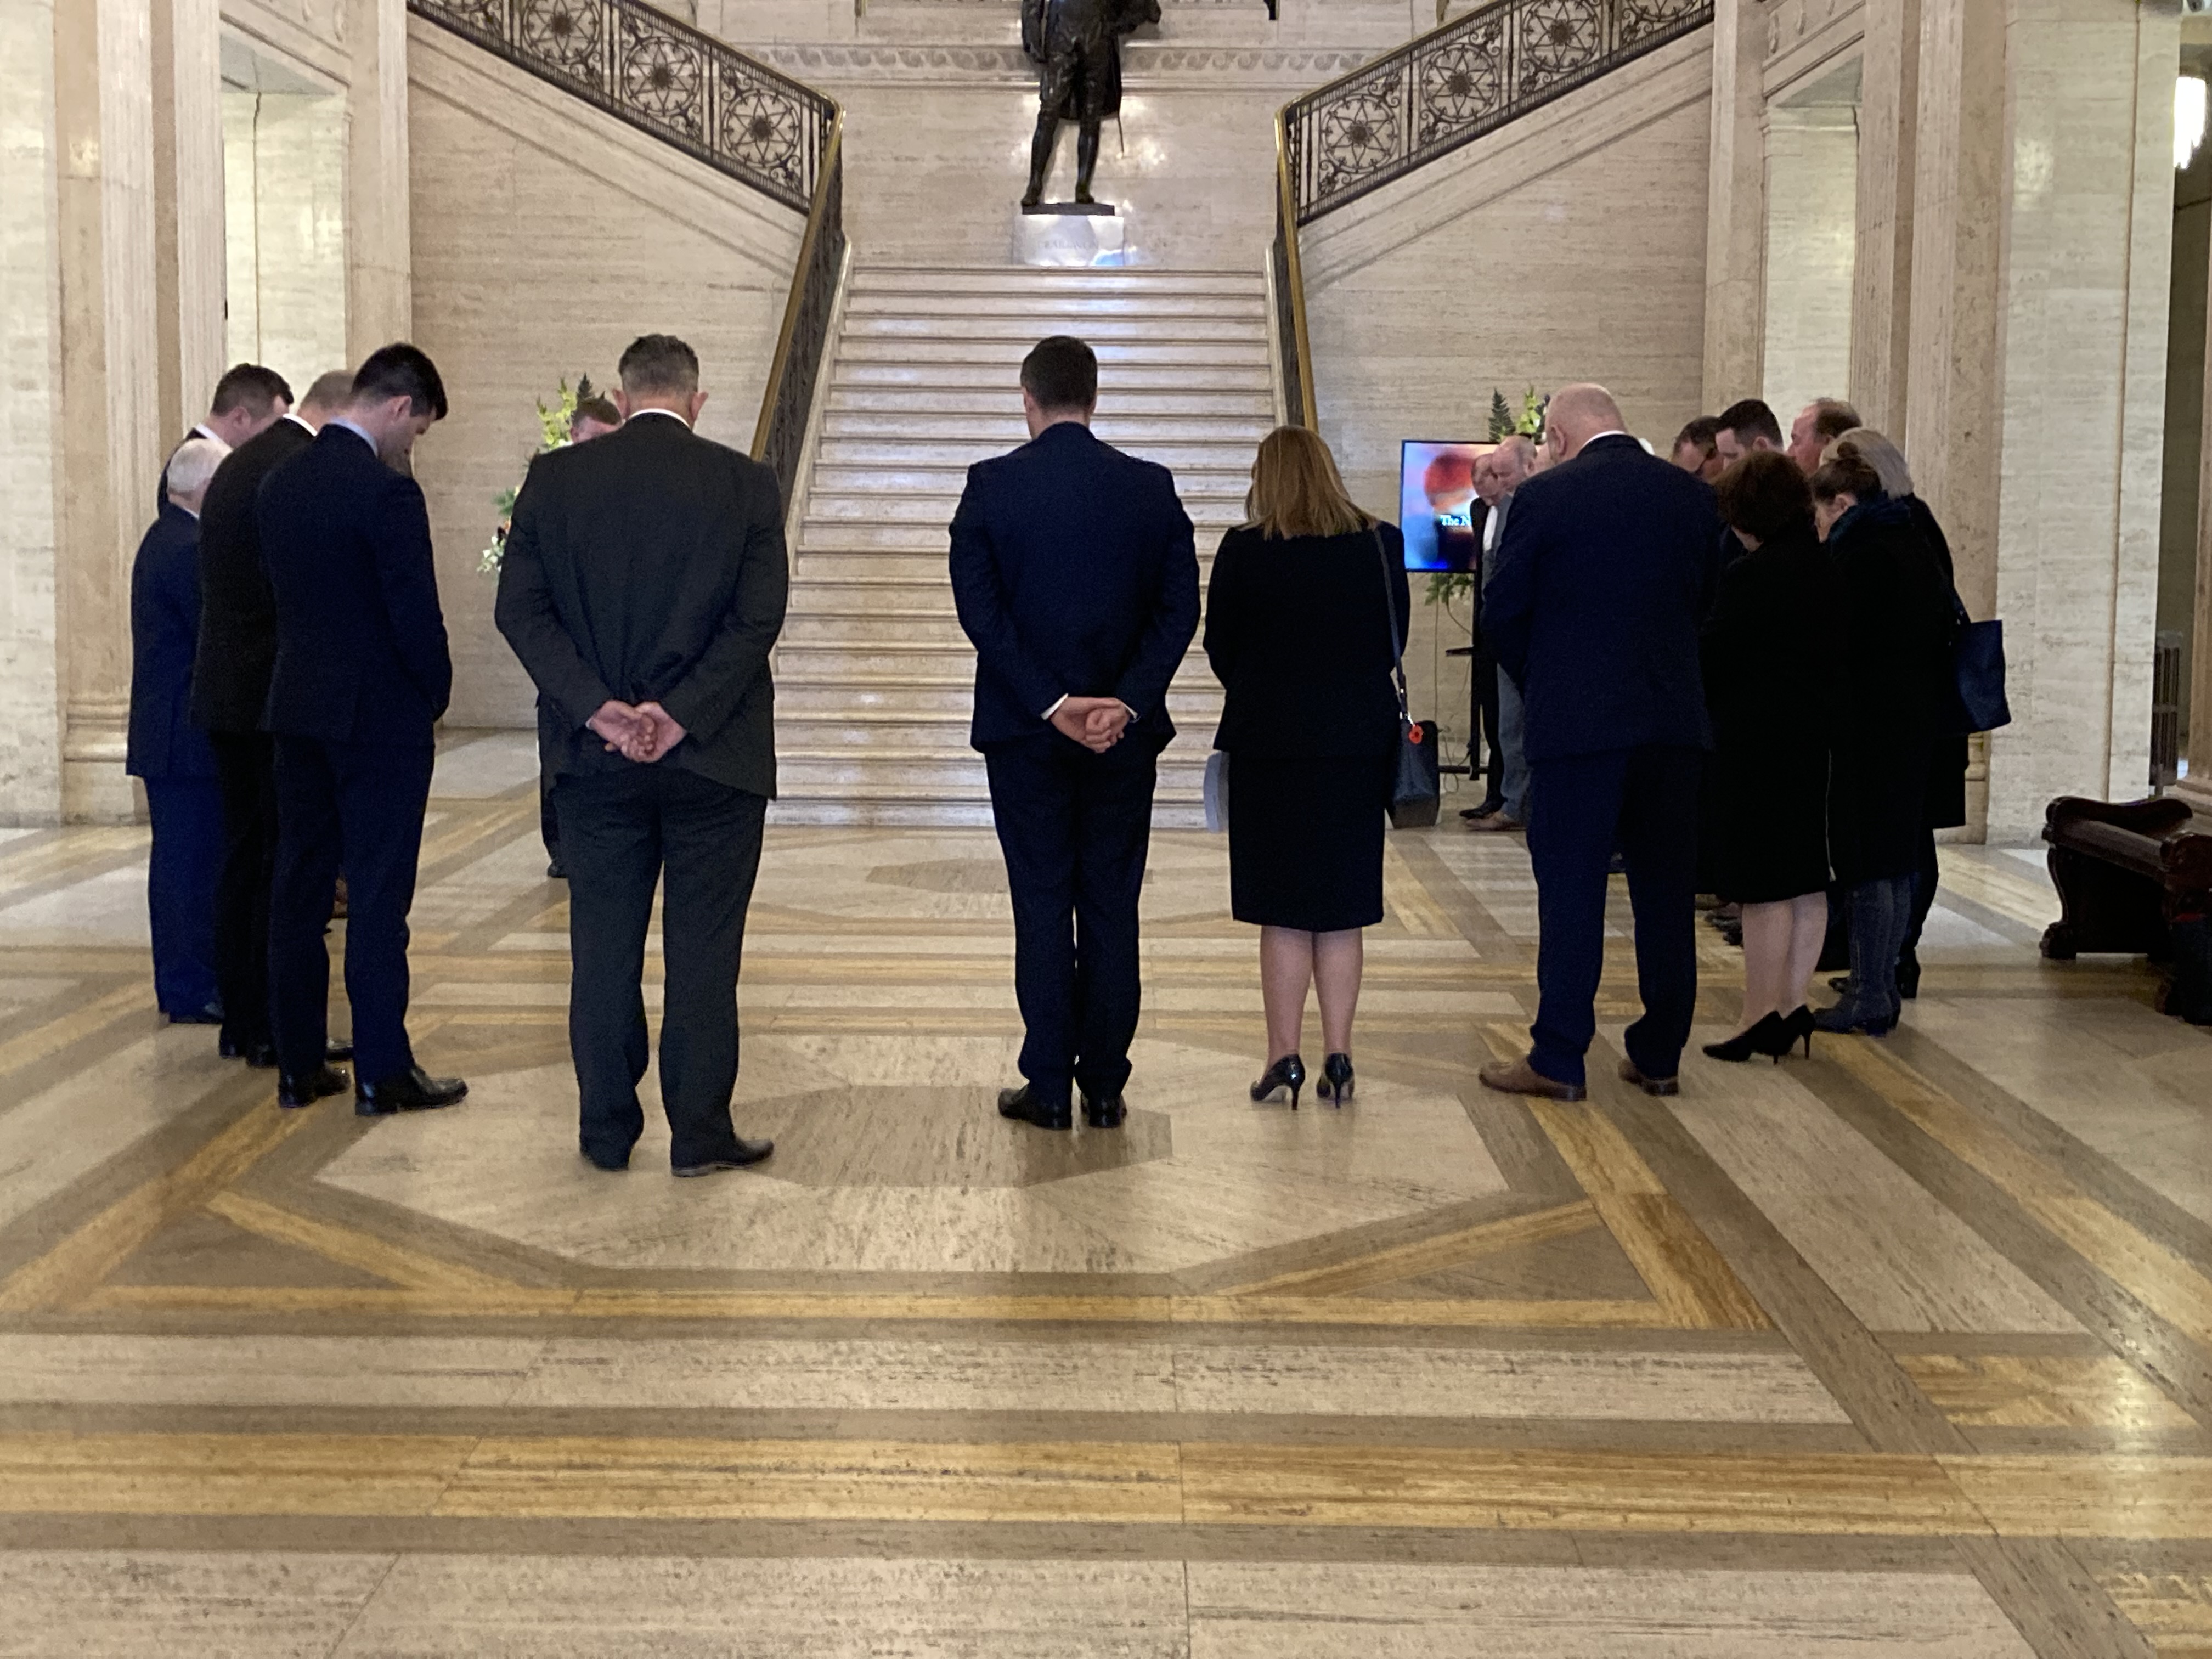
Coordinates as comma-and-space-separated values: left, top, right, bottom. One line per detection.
1701, 0, 1768, 406
346, 0, 413, 355
1761, 105, 1857, 421
151, 0, 226, 437
0, 0, 67, 822
1848, 0, 1918, 436
57, 0, 165, 823
1980, 0, 2178, 839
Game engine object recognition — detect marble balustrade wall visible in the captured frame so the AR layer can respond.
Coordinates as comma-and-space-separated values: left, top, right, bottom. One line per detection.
405, 19, 803, 729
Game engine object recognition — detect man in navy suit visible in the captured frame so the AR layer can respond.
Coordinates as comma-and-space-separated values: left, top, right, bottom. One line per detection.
1480, 385, 1721, 1101
950, 335, 1199, 1131
257, 344, 466, 1118
127, 437, 230, 1023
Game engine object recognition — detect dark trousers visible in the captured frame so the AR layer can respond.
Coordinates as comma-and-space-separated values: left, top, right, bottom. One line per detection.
1525, 744, 1701, 1087
208, 731, 278, 1049
269, 735, 434, 1082
143, 776, 224, 1017
1469, 642, 1503, 804
984, 732, 1158, 1105
556, 766, 766, 1168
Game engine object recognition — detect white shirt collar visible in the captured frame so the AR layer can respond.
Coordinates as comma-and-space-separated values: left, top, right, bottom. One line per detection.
284, 411, 315, 435
1585, 430, 1631, 445
627, 407, 691, 428
191, 422, 219, 443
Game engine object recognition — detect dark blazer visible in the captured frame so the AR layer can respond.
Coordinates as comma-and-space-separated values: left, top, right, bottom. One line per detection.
190, 415, 312, 733
1484, 434, 1722, 764
127, 503, 219, 781
495, 412, 789, 797
1204, 521, 1409, 759
949, 421, 1199, 749
258, 424, 453, 746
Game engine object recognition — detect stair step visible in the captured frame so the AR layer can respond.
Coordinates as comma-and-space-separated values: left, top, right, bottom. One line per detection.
805, 484, 1248, 517
844, 314, 1263, 344
777, 681, 1222, 717
822, 412, 1273, 443
827, 390, 1273, 420
838, 338, 1270, 368
852, 267, 1266, 297
833, 362, 1273, 393
812, 438, 1262, 471
844, 295, 1267, 324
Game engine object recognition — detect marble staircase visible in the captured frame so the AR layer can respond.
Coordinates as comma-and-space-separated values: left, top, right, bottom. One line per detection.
774, 266, 1276, 827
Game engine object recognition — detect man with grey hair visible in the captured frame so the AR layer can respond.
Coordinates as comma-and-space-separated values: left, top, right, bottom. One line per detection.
1480, 384, 1720, 1101
1467, 433, 1539, 832
129, 436, 230, 1024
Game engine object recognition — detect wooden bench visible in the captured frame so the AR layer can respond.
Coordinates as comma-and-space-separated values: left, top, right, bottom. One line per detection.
2040, 795, 2212, 1022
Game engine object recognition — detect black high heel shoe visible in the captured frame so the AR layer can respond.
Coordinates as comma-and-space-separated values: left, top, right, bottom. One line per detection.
1781, 1006, 1816, 1057
1316, 1053, 1354, 1106
1251, 1054, 1306, 1110
1701, 1011, 1787, 1064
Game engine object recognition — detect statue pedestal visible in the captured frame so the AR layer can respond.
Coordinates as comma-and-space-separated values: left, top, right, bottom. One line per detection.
1015, 201, 1128, 267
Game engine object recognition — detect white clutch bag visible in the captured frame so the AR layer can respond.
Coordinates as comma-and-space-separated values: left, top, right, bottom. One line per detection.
1203, 751, 1229, 833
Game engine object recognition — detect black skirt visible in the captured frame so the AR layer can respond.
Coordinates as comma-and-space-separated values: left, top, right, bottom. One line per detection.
1226, 752, 1392, 932
1705, 743, 1831, 904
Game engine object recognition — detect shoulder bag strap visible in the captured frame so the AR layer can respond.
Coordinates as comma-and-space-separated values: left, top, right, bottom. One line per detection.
1372, 524, 1412, 725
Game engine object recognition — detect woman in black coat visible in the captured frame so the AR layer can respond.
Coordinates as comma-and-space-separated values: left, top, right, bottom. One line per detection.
1205, 426, 1410, 1110
1699, 453, 1833, 1062
1810, 449, 1960, 1035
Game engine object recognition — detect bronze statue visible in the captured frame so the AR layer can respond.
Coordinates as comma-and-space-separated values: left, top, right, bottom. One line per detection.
1020, 0, 1159, 207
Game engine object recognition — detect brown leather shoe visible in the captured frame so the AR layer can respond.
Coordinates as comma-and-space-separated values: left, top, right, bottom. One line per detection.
1617, 1057, 1680, 1097
1478, 1056, 1586, 1101
1464, 813, 1525, 834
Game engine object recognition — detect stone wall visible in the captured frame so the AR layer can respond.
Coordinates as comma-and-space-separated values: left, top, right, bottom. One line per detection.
222, 89, 349, 395
1760, 109, 1856, 422
405, 19, 804, 729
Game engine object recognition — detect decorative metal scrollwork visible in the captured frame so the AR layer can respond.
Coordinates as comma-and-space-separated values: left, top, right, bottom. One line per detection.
407, 0, 836, 214
1280, 0, 1713, 223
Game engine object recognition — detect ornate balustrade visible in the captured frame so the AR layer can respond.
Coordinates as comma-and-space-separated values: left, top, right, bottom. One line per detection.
408, 0, 846, 509
1269, 0, 1711, 422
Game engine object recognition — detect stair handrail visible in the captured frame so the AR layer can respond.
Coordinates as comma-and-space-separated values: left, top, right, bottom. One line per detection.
1268, 0, 1712, 426
751, 117, 846, 514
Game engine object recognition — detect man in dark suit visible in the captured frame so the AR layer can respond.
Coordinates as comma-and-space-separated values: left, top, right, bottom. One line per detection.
950, 335, 1199, 1131
496, 335, 788, 1177
127, 438, 229, 1023
191, 369, 353, 1067
1480, 384, 1721, 1101
258, 344, 465, 1117
160, 364, 292, 511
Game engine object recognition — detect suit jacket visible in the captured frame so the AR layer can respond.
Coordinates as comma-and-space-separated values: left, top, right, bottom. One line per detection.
1204, 521, 1409, 759
127, 503, 219, 781
190, 415, 313, 733
258, 425, 453, 746
495, 413, 789, 797
948, 421, 1199, 750
1484, 435, 1721, 764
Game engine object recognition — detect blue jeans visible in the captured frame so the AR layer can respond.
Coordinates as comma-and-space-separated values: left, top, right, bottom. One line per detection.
1826, 874, 1912, 1030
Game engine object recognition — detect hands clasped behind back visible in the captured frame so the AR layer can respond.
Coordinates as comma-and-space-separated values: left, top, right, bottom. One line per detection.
588, 698, 690, 764
1049, 695, 1131, 754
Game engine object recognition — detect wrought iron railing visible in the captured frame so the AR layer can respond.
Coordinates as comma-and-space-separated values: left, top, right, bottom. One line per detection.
408, 0, 836, 214
1281, 0, 1712, 223
751, 121, 845, 510
1266, 0, 1711, 425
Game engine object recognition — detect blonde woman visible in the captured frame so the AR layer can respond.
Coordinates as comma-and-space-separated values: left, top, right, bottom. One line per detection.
1203, 427, 1409, 1109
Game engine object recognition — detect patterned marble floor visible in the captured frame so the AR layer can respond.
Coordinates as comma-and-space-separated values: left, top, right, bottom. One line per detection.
1, 730, 2209, 1656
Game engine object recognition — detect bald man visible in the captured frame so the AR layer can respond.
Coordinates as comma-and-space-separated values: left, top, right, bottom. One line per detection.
1479, 385, 1722, 1101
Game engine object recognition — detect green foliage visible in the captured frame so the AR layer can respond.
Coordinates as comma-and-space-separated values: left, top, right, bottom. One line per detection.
480, 374, 599, 575
1486, 390, 1515, 443
1425, 571, 1475, 606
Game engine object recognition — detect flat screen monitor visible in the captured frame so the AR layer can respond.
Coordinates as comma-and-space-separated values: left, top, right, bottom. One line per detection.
1400, 439, 1491, 573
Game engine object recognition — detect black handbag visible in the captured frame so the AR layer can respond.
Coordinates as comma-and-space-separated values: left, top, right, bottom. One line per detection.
1945, 594, 2012, 735
1375, 527, 1441, 829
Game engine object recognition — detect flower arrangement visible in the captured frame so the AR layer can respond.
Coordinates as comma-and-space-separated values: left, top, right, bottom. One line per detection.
478, 374, 598, 574
1424, 385, 1548, 607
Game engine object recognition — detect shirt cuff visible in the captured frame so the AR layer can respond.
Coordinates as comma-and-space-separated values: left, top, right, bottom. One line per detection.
1042, 695, 1068, 719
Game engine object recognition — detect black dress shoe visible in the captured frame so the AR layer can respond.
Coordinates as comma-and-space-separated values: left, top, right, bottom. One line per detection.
356, 1066, 468, 1116
673, 1138, 774, 1176
278, 1064, 350, 1109
547, 858, 567, 881
580, 1147, 629, 1172
1082, 1092, 1126, 1128
325, 1038, 354, 1063
998, 1084, 1073, 1131
166, 1005, 224, 1027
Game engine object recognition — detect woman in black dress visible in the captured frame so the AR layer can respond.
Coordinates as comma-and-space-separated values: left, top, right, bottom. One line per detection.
1204, 426, 1409, 1109
1700, 453, 1834, 1062
1810, 449, 1959, 1035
